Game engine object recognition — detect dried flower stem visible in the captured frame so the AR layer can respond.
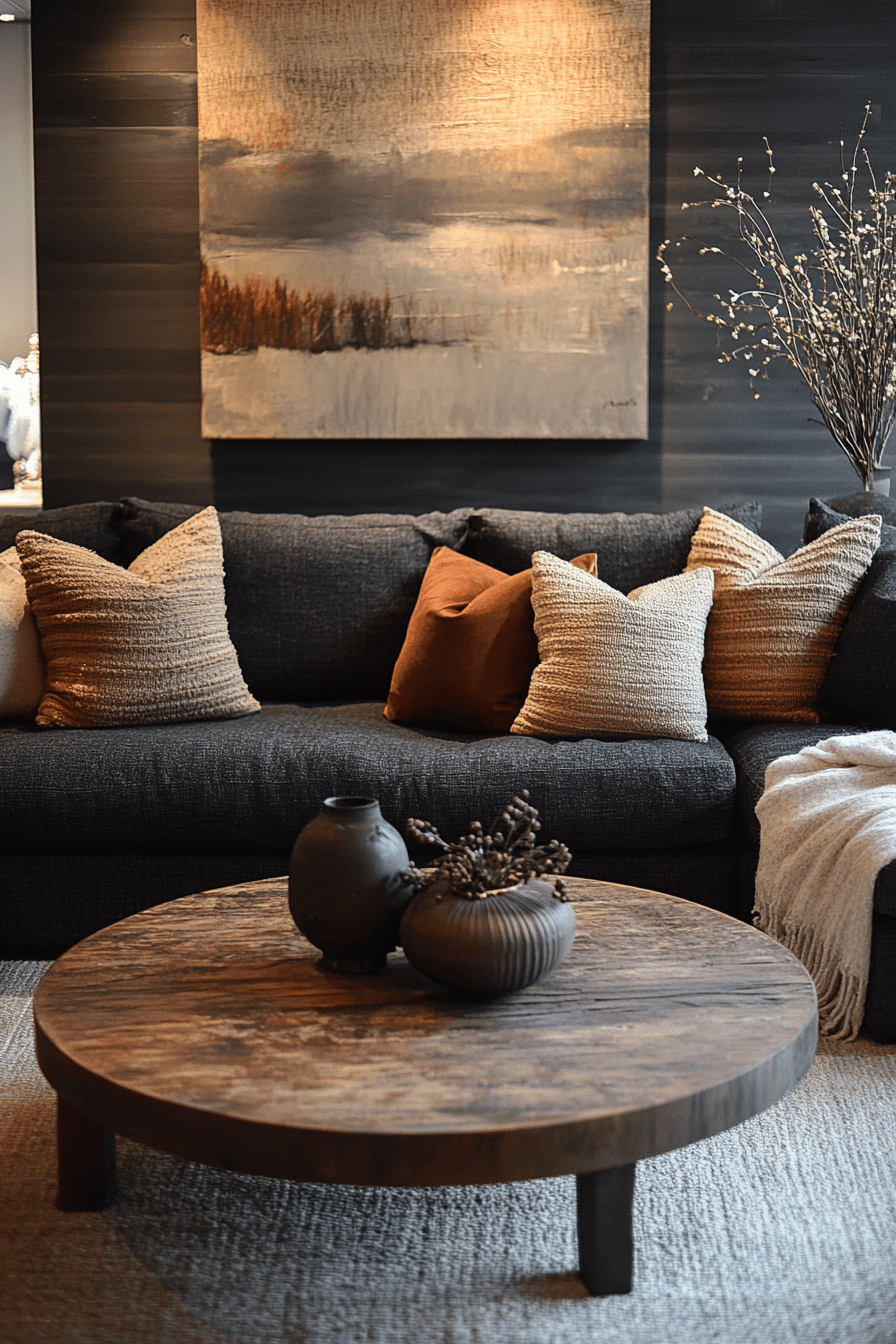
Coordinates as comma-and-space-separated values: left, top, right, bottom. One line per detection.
404, 792, 571, 901
657, 106, 896, 489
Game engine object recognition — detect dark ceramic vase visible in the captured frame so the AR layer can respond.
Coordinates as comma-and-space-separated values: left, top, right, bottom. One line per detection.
288, 797, 411, 973
399, 877, 576, 998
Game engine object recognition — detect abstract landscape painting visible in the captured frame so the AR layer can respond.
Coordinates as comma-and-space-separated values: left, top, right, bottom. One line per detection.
197, 0, 650, 439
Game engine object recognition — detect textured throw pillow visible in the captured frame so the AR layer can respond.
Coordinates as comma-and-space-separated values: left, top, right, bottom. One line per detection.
803, 498, 896, 727
384, 547, 597, 732
16, 507, 259, 728
511, 551, 714, 742
0, 545, 46, 717
685, 506, 881, 723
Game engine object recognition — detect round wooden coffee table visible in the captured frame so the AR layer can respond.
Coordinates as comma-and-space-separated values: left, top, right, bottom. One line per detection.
33, 876, 817, 1296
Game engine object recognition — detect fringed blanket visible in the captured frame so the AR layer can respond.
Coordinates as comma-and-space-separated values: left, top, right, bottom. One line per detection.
754, 730, 896, 1041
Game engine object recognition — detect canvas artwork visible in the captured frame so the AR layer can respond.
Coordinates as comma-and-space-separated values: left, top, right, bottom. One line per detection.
197, 0, 650, 439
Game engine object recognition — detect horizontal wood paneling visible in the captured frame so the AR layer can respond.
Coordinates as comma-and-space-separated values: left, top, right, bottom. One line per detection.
30, 0, 896, 552
653, 0, 896, 545
41, 401, 206, 502
209, 441, 665, 518
35, 205, 199, 263
33, 73, 197, 126
31, 20, 197, 75
34, 129, 198, 207
31, 0, 210, 507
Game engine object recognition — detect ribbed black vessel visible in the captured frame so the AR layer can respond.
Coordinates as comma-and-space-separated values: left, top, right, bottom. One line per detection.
399, 877, 576, 997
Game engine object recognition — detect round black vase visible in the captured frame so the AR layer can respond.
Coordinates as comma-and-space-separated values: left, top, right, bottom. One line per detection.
288, 797, 411, 973
399, 877, 576, 998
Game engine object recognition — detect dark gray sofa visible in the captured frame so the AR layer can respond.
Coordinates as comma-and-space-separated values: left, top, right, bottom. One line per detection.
2, 494, 894, 1041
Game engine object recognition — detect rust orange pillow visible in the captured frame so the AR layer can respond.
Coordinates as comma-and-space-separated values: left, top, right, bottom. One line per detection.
384, 547, 597, 732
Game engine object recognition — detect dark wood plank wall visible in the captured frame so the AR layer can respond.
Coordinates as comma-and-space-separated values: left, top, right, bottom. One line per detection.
30, 0, 896, 554
31, 0, 210, 507
657, 0, 896, 549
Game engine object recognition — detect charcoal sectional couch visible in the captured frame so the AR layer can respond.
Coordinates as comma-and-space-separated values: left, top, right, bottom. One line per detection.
2, 493, 895, 1041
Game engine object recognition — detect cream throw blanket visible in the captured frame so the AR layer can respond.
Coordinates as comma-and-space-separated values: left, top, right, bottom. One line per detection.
754, 730, 896, 1041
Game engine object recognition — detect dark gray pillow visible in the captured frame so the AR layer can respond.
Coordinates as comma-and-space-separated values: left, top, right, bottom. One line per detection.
804, 497, 896, 727
461, 502, 762, 592
0, 501, 121, 561
114, 498, 472, 701
822, 490, 896, 528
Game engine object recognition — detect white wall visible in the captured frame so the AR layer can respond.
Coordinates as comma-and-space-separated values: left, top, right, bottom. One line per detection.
0, 22, 37, 368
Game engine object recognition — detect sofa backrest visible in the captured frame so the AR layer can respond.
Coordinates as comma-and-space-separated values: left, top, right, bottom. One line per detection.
115, 498, 473, 701
803, 496, 896, 728
0, 501, 121, 561
8, 496, 762, 704
460, 502, 762, 593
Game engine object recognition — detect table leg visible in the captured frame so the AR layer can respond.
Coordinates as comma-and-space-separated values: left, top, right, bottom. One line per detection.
575, 1164, 635, 1296
56, 1095, 117, 1211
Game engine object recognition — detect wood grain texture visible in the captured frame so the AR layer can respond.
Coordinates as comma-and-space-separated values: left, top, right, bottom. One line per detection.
31, 0, 211, 508
33, 74, 197, 128
33, 877, 817, 1190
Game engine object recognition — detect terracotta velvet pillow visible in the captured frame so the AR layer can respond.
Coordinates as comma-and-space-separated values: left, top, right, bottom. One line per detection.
384, 546, 596, 732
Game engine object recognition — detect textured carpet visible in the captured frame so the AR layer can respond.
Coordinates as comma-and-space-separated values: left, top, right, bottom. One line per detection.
2, 961, 896, 1344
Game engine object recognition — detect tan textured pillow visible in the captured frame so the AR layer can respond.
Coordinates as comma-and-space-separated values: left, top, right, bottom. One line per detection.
16, 507, 260, 728
511, 550, 714, 742
0, 545, 46, 717
685, 506, 881, 723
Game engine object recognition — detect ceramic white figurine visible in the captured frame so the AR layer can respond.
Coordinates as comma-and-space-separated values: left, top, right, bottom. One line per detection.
3, 334, 41, 488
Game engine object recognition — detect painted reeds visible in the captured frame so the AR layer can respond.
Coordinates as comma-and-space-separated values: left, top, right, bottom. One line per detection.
201, 259, 433, 354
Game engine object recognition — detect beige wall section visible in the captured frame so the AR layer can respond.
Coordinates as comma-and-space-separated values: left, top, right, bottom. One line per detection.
0, 23, 37, 367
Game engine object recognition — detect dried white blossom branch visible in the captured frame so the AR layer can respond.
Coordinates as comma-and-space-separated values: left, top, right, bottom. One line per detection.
658, 106, 896, 489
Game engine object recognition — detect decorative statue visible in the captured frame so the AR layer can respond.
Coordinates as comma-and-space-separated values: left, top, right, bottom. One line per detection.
1, 333, 41, 489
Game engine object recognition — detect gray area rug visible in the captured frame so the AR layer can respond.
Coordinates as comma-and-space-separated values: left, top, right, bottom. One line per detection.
2, 960, 896, 1344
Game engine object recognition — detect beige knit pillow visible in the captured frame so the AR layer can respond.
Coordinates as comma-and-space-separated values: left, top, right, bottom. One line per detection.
0, 545, 46, 717
16, 507, 260, 728
685, 506, 881, 723
511, 551, 715, 742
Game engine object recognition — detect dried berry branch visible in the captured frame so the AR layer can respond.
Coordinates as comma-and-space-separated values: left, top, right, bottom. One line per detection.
403, 792, 571, 901
657, 105, 896, 489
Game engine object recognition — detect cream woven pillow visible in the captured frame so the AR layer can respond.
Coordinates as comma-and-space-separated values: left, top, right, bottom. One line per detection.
0, 545, 46, 717
16, 507, 260, 728
511, 550, 714, 742
685, 506, 881, 723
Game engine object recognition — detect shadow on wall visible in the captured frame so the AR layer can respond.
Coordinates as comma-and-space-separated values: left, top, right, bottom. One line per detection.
210, 440, 664, 518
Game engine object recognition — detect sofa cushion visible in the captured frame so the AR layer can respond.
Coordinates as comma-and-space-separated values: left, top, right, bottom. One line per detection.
0, 703, 737, 855
715, 721, 869, 850
384, 547, 596, 733
17, 508, 260, 728
0, 501, 121, 561
114, 498, 472, 701
2, 840, 742, 948
804, 498, 896, 728
460, 502, 761, 592
511, 553, 714, 742
686, 507, 881, 723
